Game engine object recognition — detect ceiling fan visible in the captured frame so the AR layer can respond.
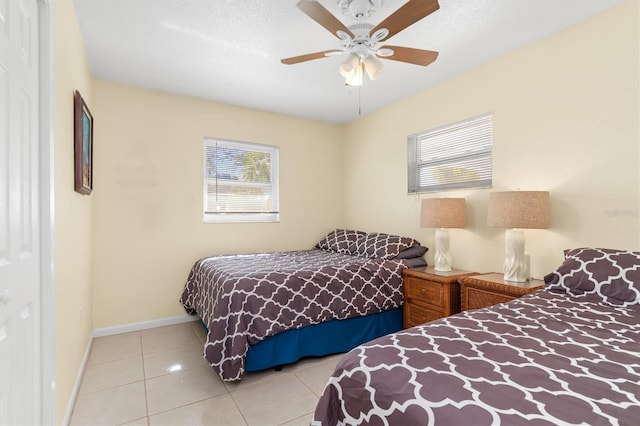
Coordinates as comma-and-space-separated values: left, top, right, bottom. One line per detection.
281, 0, 440, 86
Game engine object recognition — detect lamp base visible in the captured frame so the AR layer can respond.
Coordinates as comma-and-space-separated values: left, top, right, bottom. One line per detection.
503, 229, 529, 282
434, 228, 452, 272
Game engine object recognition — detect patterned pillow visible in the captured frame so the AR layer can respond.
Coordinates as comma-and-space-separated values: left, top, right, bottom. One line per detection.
544, 247, 640, 307
350, 233, 421, 260
316, 229, 365, 254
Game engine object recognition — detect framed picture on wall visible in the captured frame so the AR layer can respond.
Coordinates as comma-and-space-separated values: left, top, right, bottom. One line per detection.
74, 90, 93, 195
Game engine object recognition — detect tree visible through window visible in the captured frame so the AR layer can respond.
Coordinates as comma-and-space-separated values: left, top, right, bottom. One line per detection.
204, 138, 279, 223
407, 113, 493, 193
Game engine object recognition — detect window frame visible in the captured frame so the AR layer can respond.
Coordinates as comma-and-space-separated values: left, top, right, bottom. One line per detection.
407, 113, 493, 194
203, 137, 280, 224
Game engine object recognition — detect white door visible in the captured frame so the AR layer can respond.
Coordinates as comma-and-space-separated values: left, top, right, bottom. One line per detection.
0, 0, 41, 424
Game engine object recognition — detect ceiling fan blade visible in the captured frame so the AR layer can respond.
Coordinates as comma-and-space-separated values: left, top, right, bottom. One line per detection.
281, 50, 342, 65
378, 45, 438, 66
371, 0, 439, 41
297, 0, 354, 39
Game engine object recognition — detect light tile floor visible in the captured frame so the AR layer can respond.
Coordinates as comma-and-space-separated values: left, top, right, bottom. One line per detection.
70, 322, 343, 426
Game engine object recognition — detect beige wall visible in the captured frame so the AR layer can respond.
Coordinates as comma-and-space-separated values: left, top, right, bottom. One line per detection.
343, 0, 640, 279
53, 0, 639, 419
90, 81, 345, 328
54, 0, 94, 422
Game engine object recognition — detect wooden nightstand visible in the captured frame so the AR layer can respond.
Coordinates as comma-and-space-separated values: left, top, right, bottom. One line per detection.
402, 266, 476, 328
459, 273, 545, 311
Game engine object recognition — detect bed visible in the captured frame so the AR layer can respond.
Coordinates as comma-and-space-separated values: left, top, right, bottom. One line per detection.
180, 229, 428, 381
312, 247, 640, 426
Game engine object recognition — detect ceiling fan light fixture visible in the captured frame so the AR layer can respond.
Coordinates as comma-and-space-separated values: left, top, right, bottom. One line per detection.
339, 53, 361, 78
345, 63, 364, 86
364, 55, 384, 80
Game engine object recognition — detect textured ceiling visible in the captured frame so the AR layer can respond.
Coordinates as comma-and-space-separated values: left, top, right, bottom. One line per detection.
73, 0, 627, 124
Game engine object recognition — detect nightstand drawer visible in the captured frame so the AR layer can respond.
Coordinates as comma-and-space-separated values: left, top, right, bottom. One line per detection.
401, 267, 476, 328
405, 303, 443, 326
404, 276, 444, 307
465, 288, 514, 310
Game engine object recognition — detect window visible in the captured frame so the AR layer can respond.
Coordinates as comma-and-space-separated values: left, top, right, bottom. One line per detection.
407, 113, 493, 193
203, 138, 279, 223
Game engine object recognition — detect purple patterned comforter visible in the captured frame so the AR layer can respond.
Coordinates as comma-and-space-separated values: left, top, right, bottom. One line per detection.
313, 290, 640, 426
181, 249, 417, 381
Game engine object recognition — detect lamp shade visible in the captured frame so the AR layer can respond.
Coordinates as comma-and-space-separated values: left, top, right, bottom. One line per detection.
345, 63, 364, 86
339, 53, 360, 78
487, 191, 549, 229
363, 56, 384, 80
420, 198, 466, 228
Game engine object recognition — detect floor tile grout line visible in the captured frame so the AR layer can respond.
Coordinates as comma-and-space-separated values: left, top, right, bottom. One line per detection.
144, 361, 211, 381
227, 387, 251, 426
84, 353, 143, 368
146, 393, 234, 422
228, 373, 318, 426
277, 411, 315, 426
140, 334, 202, 356
294, 371, 325, 399
77, 323, 336, 426
225, 370, 296, 394
115, 415, 148, 426
142, 338, 200, 355
77, 377, 145, 398
142, 336, 231, 419
141, 340, 205, 360
140, 333, 151, 424
83, 339, 209, 395
71, 325, 209, 425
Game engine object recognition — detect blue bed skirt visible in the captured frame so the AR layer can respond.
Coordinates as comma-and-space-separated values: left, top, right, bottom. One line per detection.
244, 307, 403, 372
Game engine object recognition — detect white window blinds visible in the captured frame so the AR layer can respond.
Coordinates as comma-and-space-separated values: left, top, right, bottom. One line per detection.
408, 113, 493, 193
203, 138, 279, 223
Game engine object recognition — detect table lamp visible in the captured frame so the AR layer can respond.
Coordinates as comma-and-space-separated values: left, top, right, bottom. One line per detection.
487, 191, 550, 282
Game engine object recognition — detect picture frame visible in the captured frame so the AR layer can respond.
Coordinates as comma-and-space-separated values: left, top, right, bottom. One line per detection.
74, 90, 94, 195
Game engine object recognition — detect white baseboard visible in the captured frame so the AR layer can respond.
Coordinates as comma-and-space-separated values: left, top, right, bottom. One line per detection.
92, 314, 199, 338
63, 314, 200, 424
61, 334, 93, 426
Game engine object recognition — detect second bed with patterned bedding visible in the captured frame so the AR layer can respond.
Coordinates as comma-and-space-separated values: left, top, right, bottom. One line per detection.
180, 229, 427, 381
312, 247, 640, 425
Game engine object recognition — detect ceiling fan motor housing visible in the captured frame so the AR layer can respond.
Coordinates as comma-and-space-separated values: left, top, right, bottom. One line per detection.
349, 23, 374, 42
338, 0, 383, 20
341, 23, 391, 60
